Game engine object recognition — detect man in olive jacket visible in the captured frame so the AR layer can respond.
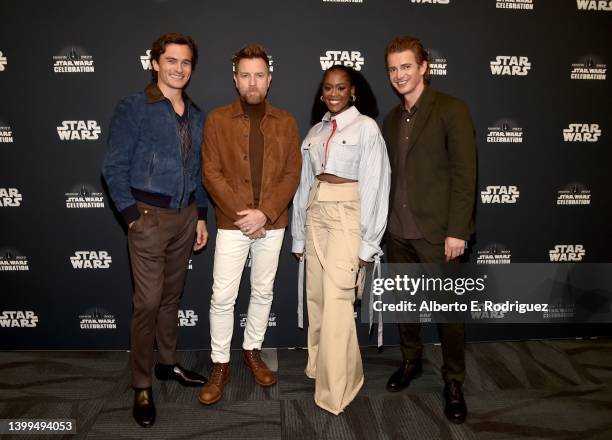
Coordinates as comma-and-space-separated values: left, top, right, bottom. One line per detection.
382, 36, 476, 424
199, 44, 301, 405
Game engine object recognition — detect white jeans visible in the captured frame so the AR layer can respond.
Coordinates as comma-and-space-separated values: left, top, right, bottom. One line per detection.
209, 228, 285, 363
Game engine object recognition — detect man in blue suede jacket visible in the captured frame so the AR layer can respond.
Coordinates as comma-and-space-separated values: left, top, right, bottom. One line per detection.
102, 32, 208, 428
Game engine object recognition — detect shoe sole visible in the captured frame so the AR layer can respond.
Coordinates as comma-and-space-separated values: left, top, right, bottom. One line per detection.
244, 360, 277, 386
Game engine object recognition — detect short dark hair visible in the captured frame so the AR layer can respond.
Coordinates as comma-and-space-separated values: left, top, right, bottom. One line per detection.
385, 36, 430, 83
150, 32, 198, 82
232, 44, 270, 72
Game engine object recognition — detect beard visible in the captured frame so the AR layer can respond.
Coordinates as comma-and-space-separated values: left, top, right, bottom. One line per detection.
240, 88, 266, 105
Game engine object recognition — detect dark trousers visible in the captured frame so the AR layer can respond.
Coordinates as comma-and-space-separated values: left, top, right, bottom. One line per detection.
127, 201, 197, 388
385, 232, 465, 382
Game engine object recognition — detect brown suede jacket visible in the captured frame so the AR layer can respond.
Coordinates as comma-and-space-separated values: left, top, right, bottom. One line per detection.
202, 98, 301, 230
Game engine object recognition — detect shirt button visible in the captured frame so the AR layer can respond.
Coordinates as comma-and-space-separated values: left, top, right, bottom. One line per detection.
406, 118, 410, 122
342, 140, 346, 144
243, 155, 248, 160
402, 204, 407, 208
244, 178, 249, 183
405, 137, 409, 140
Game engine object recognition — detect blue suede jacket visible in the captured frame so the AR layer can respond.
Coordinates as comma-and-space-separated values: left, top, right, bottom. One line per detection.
102, 83, 207, 224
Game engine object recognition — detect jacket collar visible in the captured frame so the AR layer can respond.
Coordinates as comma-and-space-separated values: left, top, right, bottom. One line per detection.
230, 97, 281, 119
322, 105, 360, 131
144, 82, 201, 112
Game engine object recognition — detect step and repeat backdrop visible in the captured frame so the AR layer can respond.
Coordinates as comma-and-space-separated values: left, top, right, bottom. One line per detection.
1, 0, 611, 350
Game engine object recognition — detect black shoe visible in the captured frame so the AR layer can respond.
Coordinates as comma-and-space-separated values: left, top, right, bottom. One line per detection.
155, 363, 207, 387
386, 359, 423, 392
133, 387, 155, 428
444, 380, 467, 424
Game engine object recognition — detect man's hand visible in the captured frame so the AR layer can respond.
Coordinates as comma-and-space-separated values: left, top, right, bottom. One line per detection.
248, 228, 267, 240
234, 209, 267, 237
445, 237, 465, 262
193, 220, 208, 251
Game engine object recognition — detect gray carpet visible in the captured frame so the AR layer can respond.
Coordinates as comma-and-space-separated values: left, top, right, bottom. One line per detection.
1, 339, 611, 439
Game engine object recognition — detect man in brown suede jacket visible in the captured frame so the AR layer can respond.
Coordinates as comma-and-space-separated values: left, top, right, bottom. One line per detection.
198, 44, 301, 405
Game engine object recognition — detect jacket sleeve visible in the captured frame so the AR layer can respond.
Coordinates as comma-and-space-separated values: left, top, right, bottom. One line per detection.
101, 97, 140, 225
194, 111, 209, 221
258, 116, 302, 224
444, 99, 477, 240
291, 135, 315, 254
202, 112, 249, 222
357, 120, 391, 261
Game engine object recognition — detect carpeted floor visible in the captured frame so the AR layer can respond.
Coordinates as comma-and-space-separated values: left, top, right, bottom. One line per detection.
1, 339, 611, 439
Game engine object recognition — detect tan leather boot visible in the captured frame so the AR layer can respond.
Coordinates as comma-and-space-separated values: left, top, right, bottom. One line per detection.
198, 362, 230, 405
243, 349, 277, 386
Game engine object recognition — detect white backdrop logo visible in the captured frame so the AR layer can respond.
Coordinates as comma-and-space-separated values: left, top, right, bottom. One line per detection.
0, 50, 6, 71
79, 307, 117, 329
57, 120, 101, 141
557, 182, 591, 205
410, 0, 450, 4
65, 184, 105, 208
476, 243, 512, 264
240, 312, 277, 327
178, 310, 198, 327
571, 55, 607, 80
496, 0, 534, 10
0, 188, 22, 207
320, 51, 364, 71
576, 0, 612, 11
53, 46, 95, 73
481, 186, 520, 204
0, 249, 29, 271
0, 122, 13, 143
487, 119, 523, 143
70, 251, 112, 269
428, 49, 448, 76
140, 49, 152, 70
490, 56, 531, 76
549, 245, 585, 262
0, 311, 38, 328
563, 123, 601, 142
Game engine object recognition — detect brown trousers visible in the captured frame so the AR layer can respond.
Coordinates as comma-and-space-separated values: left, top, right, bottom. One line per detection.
385, 233, 466, 383
127, 201, 197, 388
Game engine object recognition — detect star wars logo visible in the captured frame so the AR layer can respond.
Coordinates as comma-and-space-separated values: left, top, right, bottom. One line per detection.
496, 0, 533, 9
576, 0, 612, 11
70, 251, 112, 269
471, 304, 506, 320
57, 120, 101, 141
0, 50, 6, 71
490, 56, 531, 76
320, 51, 364, 71
563, 123, 601, 142
239, 312, 277, 328
427, 49, 447, 76
476, 243, 512, 264
570, 56, 607, 80
79, 308, 116, 329
0, 249, 29, 271
322, 0, 363, 3
53, 47, 95, 73
487, 119, 523, 143
65, 185, 105, 208
549, 245, 585, 262
480, 186, 519, 204
0, 311, 38, 328
557, 183, 591, 206
0, 188, 22, 207
410, 0, 450, 4
0, 125, 13, 143
178, 310, 198, 327
140, 49, 152, 70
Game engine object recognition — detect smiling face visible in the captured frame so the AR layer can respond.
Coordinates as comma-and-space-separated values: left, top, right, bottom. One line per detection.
234, 57, 272, 105
321, 68, 355, 116
152, 43, 193, 93
386, 49, 427, 102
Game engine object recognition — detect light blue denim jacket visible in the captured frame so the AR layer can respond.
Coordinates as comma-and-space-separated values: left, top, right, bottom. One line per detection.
291, 106, 391, 261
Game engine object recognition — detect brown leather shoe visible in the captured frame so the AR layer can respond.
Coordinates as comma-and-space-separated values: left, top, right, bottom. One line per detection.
243, 349, 277, 386
197, 362, 230, 405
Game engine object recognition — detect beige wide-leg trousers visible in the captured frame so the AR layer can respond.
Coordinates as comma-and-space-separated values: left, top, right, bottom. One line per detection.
305, 180, 364, 415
